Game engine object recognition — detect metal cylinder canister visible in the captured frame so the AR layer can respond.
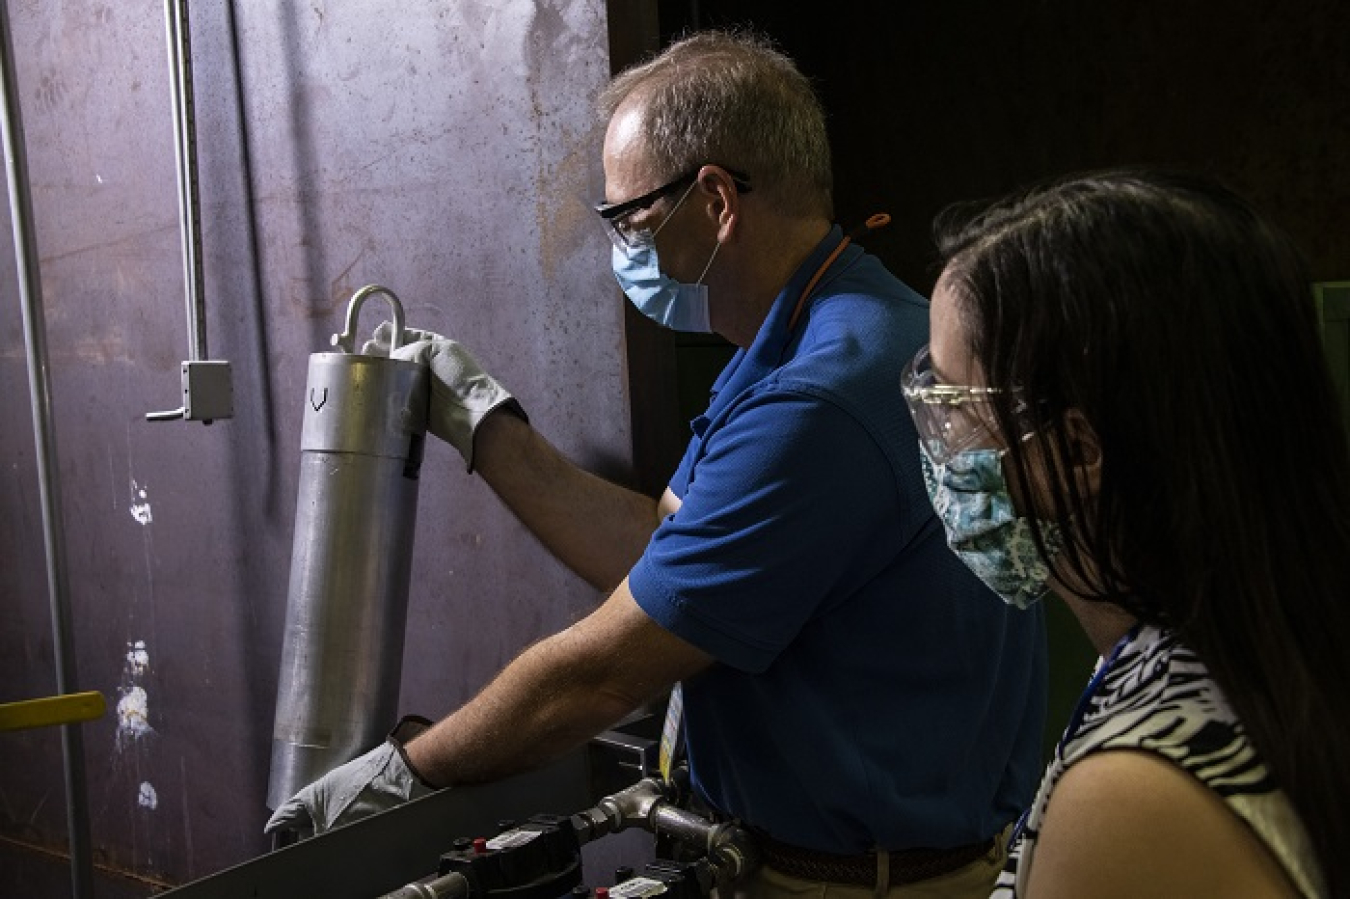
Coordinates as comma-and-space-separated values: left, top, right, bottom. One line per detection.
267, 286, 429, 810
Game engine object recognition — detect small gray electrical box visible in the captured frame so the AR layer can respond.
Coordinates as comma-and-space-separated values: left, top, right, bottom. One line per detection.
182, 360, 234, 422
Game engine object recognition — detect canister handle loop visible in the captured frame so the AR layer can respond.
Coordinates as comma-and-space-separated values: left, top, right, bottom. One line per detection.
330, 284, 405, 354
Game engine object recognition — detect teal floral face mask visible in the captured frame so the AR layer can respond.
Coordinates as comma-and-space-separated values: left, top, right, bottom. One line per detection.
918, 442, 1063, 609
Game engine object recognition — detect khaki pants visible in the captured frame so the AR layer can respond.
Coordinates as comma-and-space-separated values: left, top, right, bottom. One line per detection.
738, 826, 1010, 899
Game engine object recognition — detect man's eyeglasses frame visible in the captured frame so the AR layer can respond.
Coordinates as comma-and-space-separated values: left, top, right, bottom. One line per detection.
594, 165, 751, 249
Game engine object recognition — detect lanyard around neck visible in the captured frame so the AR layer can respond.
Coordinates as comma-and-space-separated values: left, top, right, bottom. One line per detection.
786, 213, 891, 332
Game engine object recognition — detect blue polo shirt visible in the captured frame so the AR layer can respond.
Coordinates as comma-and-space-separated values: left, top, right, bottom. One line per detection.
628, 227, 1046, 854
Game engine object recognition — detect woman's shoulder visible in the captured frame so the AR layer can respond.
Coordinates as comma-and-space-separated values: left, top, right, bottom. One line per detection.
1039, 625, 1323, 898
1027, 750, 1302, 898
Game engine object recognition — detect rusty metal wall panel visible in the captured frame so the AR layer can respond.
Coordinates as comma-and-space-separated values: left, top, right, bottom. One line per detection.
0, 0, 620, 891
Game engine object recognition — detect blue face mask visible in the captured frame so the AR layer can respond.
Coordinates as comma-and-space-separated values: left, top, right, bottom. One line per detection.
610, 183, 720, 333
918, 442, 1064, 609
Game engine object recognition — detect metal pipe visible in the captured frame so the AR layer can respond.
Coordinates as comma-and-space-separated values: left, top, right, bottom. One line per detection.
378, 871, 470, 899
579, 777, 757, 883
0, 3, 95, 897
164, 0, 207, 361
146, 0, 233, 426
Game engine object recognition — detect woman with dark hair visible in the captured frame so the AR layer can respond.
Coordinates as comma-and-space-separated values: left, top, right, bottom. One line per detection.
902, 169, 1345, 897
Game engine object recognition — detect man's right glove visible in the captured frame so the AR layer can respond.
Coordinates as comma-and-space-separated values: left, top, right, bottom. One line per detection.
263, 716, 437, 839
364, 321, 527, 472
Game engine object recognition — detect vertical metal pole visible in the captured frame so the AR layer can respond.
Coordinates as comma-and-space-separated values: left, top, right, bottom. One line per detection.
0, 3, 95, 898
165, 0, 207, 362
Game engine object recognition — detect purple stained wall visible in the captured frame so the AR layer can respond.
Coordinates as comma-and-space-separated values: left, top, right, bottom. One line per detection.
0, 2, 625, 895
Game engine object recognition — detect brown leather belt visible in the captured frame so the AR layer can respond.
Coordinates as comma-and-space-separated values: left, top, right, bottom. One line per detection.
754, 830, 995, 887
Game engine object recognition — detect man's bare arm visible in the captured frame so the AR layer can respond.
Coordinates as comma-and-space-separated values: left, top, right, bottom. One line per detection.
472, 412, 668, 590
404, 577, 712, 787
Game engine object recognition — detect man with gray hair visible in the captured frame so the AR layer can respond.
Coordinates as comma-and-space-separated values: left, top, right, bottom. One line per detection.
268, 31, 1046, 898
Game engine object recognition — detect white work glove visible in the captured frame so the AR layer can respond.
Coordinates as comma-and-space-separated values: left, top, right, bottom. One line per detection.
364, 320, 527, 472
263, 716, 437, 839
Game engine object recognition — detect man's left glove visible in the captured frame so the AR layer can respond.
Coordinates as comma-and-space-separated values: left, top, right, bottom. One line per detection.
264, 716, 437, 838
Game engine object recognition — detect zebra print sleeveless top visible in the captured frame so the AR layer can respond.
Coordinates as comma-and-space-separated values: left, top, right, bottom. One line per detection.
991, 624, 1323, 898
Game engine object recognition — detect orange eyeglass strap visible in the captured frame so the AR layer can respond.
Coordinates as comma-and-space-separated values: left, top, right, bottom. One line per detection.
787, 213, 892, 333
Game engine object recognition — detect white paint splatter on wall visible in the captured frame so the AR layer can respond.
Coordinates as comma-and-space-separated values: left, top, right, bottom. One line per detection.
129, 479, 153, 525
138, 782, 158, 810
116, 639, 155, 752
116, 685, 154, 749
126, 640, 149, 677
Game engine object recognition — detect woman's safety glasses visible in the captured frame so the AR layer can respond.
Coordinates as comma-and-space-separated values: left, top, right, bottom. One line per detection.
900, 344, 1008, 464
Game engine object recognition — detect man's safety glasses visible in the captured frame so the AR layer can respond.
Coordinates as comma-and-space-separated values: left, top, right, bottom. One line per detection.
594, 166, 751, 249
900, 344, 1008, 464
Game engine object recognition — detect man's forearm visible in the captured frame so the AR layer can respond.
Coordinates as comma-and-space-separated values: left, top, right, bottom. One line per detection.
403, 618, 651, 787
472, 411, 661, 590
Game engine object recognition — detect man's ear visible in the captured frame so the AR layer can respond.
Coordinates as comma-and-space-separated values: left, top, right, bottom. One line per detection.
696, 165, 740, 243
